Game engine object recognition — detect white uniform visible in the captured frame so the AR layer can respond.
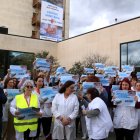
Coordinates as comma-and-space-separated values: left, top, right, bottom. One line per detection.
52, 93, 79, 140
86, 97, 113, 140
113, 103, 138, 130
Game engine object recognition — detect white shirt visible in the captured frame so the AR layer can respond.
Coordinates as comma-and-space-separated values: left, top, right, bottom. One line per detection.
86, 97, 113, 139
52, 93, 79, 120
113, 103, 138, 130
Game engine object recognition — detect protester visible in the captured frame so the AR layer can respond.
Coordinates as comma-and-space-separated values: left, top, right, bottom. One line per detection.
82, 87, 113, 140
0, 88, 7, 140
33, 76, 52, 140
2, 78, 15, 140
131, 77, 138, 91
86, 75, 109, 106
10, 80, 42, 140
52, 80, 79, 140
113, 78, 138, 140
133, 81, 140, 140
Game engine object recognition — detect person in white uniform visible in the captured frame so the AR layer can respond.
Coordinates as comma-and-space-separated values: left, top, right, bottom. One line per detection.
52, 80, 79, 140
82, 87, 113, 140
133, 81, 140, 140
113, 78, 138, 140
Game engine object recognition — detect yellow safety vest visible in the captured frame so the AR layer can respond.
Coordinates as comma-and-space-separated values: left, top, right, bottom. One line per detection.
14, 93, 38, 132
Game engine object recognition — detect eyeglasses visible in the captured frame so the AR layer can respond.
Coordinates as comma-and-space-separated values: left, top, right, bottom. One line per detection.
69, 86, 75, 89
26, 85, 33, 89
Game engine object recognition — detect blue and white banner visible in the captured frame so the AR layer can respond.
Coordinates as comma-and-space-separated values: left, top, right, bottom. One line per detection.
94, 63, 105, 69
40, 0, 63, 41
112, 85, 120, 91
17, 107, 40, 120
122, 65, 134, 72
100, 78, 110, 86
82, 82, 101, 94
6, 89, 21, 102
118, 72, 130, 78
60, 75, 79, 84
84, 68, 94, 74
10, 65, 27, 80
40, 87, 57, 102
35, 58, 50, 72
113, 90, 136, 107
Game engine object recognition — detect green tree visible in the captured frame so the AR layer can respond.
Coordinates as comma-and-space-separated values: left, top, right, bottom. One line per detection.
68, 61, 84, 76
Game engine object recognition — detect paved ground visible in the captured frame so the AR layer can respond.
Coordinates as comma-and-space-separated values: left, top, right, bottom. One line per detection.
76, 132, 115, 140
39, 132, 115, 140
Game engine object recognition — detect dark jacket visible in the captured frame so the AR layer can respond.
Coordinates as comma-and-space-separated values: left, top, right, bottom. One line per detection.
0, 88, 7, 118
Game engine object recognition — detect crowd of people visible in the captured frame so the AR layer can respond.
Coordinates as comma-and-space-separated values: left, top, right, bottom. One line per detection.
0, 61, 140, 140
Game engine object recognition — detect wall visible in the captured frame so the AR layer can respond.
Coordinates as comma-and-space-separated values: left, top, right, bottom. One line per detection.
0, 0, 33, 37
0, 0, 70, 39
57, 17, 140, 69
0, 34, 57, 57
0, 16, 140, 70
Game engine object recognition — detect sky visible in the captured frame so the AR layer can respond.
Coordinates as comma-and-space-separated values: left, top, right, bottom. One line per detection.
69, 0, 140, 37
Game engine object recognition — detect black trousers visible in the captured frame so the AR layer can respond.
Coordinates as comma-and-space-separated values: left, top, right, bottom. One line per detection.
35, 117, 52, 138
24, 129, 34, 140
0, 117, 2, 140
91, 139, 106, 140
114, 128, 135, 140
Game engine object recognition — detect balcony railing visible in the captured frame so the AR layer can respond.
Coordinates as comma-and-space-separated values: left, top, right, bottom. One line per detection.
32, 12, 41, 26
31, 30, 40, 39
33, 0, 41, 8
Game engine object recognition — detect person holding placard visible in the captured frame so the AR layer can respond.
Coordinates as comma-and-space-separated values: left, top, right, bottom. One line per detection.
113, 78, 138, 140
2, 78, 15, 140
52, 80, 79, 140
133, 81, 140, 140
10, 80, 42, 140
33, 76, 52, 140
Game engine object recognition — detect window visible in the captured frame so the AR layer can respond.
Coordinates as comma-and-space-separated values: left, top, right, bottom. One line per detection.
120, 40, 140, 69
0, 50, 34, 78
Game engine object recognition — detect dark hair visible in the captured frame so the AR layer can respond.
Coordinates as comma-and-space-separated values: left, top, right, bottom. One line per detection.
120, 78, 131, 90
131, 77, 138, 82
34, 76, 44, 88
86, 87, 99, 100
86, 75, 100, 82
59, 80, 75, 93
4, 78, 13, 89
131, 71, 137, 78
12, 77, 18, 89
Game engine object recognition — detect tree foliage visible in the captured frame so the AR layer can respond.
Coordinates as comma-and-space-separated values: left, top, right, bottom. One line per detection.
68, 61, 84, 76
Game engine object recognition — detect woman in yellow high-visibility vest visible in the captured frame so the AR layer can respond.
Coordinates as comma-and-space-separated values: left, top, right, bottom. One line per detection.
10, 80, 42, 140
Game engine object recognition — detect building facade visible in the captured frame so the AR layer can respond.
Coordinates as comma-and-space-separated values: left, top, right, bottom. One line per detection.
0, 5, 140, 77
0, 0, 70, 39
